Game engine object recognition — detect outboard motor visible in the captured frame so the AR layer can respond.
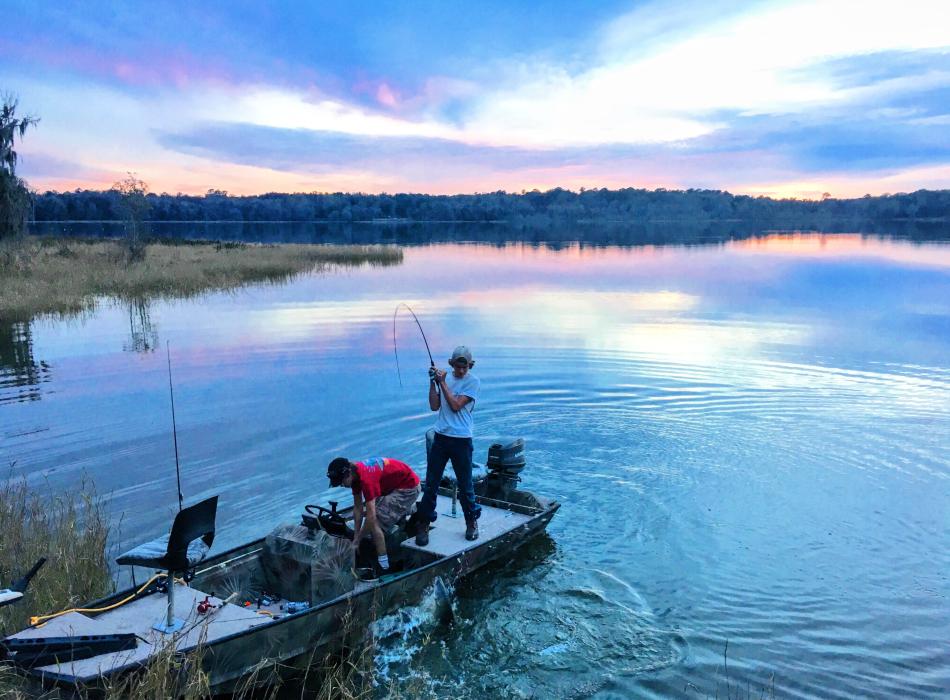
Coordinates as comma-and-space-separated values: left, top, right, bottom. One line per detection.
484, 438, 525, 498
486, 438, 525, 475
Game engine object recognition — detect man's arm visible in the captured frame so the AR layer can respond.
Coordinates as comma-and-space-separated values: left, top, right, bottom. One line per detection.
352, 491, 364, 541
429, 376, 441, 411
363, 499, 388, 557
437, 376, 473, 413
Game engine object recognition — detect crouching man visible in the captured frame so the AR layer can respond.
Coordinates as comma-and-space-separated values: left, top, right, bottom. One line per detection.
326, 456, 420, 573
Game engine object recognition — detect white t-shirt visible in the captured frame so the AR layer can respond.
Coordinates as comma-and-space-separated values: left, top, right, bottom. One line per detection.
434, 372, 480, 438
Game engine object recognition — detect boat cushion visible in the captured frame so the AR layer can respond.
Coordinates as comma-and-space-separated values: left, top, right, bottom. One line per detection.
116, 534, 210, 570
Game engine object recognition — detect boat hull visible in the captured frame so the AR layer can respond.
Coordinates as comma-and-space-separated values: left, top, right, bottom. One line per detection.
203, 502, 559, 691
19, 495, 559, 694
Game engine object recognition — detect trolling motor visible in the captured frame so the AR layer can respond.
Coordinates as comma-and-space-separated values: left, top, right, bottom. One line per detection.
0, 558, 46, 608
302, 501, 354, 539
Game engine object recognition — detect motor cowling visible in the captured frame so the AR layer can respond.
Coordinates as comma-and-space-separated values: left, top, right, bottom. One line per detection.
486, 438, 525, 475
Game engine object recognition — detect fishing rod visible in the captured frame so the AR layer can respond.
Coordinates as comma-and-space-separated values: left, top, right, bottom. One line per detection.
392, 302, 436, 389
166, 341, 184, 512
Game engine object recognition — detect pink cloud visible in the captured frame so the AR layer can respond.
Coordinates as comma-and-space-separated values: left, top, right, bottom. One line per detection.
375, 83, 399, 107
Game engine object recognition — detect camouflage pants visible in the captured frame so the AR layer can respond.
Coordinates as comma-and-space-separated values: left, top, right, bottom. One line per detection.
375, 485, 421, 529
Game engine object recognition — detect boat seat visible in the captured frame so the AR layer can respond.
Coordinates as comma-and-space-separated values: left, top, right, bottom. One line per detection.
116, 496, 218, 572
116, 535, 210, 570
115, 496, 218, 634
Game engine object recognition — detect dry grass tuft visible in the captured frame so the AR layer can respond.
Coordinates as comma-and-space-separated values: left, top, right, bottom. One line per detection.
0, 473, 111, 636
0, 237, 403, 319
0, 472, 112, 698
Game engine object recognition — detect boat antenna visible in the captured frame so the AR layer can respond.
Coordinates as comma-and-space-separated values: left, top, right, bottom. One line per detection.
392, 302, 435, 388
166, 341, 184, 512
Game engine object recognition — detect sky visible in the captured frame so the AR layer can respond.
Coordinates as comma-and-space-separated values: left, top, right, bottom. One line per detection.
2, 0, 949, 198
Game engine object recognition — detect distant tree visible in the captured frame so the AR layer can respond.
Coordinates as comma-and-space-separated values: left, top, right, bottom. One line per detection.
0, 94, 39, 239
111, 173, 150, 260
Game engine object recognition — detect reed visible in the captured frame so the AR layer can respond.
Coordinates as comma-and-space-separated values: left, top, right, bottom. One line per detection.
0, 236, 403, 319
0, 473, 111, 636
0, 472, 111, 698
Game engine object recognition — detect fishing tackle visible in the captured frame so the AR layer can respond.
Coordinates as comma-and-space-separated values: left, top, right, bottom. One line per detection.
392, 303, 436, 388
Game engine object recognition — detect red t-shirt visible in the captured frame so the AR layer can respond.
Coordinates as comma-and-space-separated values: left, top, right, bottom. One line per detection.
352, 457, 419, 502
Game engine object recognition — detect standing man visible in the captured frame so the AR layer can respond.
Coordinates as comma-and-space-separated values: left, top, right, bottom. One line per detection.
416, 345, 481, 545
326, 456, 420, 573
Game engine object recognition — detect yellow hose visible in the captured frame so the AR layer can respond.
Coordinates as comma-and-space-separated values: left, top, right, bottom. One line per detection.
30, 573, 168, 627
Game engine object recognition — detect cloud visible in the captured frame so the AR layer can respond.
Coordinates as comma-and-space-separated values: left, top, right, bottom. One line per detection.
5, 0, 950, 195
794, 49, 950, 91
156, 122, 641, 178
17, 152, 112, 183
458, 0, 950, 146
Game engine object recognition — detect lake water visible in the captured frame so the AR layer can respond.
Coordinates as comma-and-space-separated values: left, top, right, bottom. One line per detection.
3, 228, 949, 698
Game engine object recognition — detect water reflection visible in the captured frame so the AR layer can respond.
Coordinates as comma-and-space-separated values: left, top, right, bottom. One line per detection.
123, 298, 158, 353
0, 318, 51, 405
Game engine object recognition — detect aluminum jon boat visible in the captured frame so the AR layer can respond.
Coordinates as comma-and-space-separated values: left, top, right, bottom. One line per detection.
2, 437, 558, 694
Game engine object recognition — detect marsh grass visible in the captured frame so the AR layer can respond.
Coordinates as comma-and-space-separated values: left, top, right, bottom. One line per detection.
0, 472, 111, 699
0, 473, 111, 636
0, 237, 403, 319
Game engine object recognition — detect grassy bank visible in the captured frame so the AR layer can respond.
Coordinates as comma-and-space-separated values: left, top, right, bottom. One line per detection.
0, 236, 403, 319
0, 474, 112, 698
0, 476, 111, 636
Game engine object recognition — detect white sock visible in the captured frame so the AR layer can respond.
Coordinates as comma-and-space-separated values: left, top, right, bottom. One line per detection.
378, 554, 390, 570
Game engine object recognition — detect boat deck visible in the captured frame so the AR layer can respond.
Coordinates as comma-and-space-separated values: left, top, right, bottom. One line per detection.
401, 494, 533, 557
9, 585, 272, 682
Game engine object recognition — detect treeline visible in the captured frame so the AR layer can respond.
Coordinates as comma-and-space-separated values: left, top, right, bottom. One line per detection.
31, 187, 950, 225
1, 97, 39, 238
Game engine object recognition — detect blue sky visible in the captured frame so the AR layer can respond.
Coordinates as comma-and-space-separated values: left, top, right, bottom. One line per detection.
3, 0, 949, 197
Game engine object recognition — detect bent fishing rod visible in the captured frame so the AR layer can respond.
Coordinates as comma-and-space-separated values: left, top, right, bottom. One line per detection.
392, 302, 437, 390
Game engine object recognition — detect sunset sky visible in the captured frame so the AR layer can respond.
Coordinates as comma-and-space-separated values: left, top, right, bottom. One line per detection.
3, 0, 949, 198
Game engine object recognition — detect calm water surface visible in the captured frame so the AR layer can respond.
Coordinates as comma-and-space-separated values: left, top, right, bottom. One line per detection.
2, 232, 949, 698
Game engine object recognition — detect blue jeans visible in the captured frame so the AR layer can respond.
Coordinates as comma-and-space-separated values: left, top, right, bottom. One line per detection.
419, 433, 481, 523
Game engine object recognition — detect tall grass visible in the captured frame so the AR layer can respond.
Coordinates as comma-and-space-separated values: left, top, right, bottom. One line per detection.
0, 237, 403, 319
0, 472, 111, 698
0, 473, 111, 636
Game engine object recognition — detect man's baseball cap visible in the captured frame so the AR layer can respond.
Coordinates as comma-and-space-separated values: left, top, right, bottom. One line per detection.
450, 346, 473, 365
